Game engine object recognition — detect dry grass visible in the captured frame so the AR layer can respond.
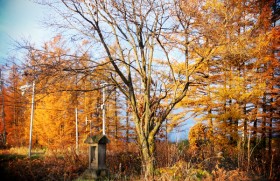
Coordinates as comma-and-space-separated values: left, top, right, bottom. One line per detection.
0, 146, 87, 181
0, 147, 29, 155
0, 141, 279, 180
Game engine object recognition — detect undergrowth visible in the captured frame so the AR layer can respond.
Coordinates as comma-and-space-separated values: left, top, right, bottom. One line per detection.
0, 141, 279, 180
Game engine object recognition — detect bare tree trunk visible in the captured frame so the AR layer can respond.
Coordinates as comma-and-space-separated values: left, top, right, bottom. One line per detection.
262, 95, 267, 149
114, 87, 118, 139
140, 135, 155, 179
126, 97, 130, 144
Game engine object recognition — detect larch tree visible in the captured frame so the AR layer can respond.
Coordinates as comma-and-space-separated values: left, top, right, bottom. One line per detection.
177, 0, 277, 163
20, 35, 129, 150
32, 92, 74, 149
256, 0, 280, 172
5, 64, 26, 147
19, 36, 83, 150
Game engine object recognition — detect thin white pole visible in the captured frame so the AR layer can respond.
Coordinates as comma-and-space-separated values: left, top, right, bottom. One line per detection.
75, 73, 79, 153
28, 80, 35, 158
75, 107, 79, 152
90, 119, 92, 136
102, 85, 106, 135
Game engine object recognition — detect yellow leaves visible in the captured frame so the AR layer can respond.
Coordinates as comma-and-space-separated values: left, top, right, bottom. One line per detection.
204, 0, 225, 12
172, 62, 185, 75
213, 73, 265, 104
223, 104, 242, 120
188, 123, 208, 148
156, 160, 200, 180
31, 91, 76, 149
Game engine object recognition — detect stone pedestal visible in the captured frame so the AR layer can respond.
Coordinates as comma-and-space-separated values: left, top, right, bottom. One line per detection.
81, 168, 109, 180
81, 169, 98, 180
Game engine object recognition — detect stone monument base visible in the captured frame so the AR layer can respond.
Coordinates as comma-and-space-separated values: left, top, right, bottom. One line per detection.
80, 168, 109, 180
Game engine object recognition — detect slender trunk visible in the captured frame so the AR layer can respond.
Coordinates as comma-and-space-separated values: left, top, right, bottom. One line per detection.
141, 137, 155, 179
252, 118, 257, 147
262, 95, 266, 149
0, 70, 6, 146
228, 99, 234, 143
165, 119, 169, 166
126, 97, 130, 143
268, 97, 273, 156
114, 87, 118, 139
243, 116, 248, 170
13, 79, 18, 146
247, 129, 251, 171
268, 116, 272, 154
268, 97, 273, 176
134, 110, 156, 179
75, 107, 79, 153
206, 59, 214, 155
208, 109, 214, 155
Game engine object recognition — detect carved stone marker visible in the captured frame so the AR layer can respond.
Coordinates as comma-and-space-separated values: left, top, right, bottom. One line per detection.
82, 134, 110, 179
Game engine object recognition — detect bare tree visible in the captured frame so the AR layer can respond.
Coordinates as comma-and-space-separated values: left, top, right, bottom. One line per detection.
34, 0, 218, 177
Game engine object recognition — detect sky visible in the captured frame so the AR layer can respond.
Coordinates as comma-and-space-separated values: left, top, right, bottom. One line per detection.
0, 0, 50, 65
